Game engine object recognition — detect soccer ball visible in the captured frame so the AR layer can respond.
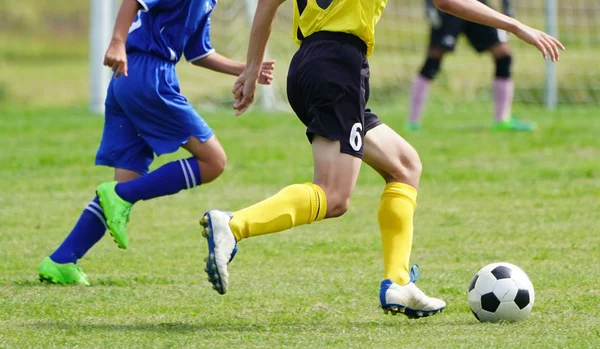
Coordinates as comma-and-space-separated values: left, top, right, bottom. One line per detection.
468, 262, 535, 323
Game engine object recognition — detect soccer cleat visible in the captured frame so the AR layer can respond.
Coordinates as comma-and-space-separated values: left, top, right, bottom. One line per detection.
406, 122, 422, 132
491, 118, 536, 132
201, 210, 238, 295
96, 181, 132, 249
380, 265, 446, 319
38, 257, 89, 286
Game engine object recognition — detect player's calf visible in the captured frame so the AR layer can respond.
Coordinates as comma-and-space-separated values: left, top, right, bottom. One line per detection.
494, 55, 512, 79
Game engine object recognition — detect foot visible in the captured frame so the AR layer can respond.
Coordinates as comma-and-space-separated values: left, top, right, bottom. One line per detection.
97, 181, 132, 249
380, 265, 445, 319
406, 122, 422, 132
491, 118, 535, 132
38, 257, 89, 285
200, 210, 238, 295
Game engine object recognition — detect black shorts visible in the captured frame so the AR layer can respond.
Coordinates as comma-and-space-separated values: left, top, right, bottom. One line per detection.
286, 31, 382, 158
430, 9, 507, 53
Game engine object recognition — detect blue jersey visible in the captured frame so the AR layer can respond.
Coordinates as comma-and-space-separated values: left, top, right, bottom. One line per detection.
127, 0, 216, 63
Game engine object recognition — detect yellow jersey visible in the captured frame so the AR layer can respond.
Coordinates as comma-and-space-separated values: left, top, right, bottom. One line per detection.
292, 0, 387, 56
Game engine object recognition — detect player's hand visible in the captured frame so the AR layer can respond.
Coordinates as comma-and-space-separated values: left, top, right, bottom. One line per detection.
426, 6, 442, 29
257, 60, 275, 85
232, 69, 258, 116
514, 23, 565, 62
104, 39, 128, 79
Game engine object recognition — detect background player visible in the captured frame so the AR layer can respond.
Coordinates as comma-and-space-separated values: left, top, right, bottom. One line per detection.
38, 0, 274, 285
198, 0, 562, 319
408, 0, 534, 131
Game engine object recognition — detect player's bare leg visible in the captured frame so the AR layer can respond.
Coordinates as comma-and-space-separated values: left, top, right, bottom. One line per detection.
311, 137, 362, 218
408, 47, 447, 131
363, 124, 446, 318
489, 42, 534, 131
202, 136, 362, 294
181, 135, 227, 184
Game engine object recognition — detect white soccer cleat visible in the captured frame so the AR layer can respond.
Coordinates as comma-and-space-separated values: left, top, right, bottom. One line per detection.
200, 210, 238, 295
379, 265, 446, 319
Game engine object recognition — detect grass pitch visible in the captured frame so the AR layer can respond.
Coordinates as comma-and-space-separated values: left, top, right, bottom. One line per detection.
0, 104, 599, 348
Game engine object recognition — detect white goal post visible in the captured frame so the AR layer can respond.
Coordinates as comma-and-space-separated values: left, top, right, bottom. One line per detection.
89, 0, 115, 114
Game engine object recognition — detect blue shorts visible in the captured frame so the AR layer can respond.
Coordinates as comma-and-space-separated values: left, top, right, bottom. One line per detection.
95, 53, 214, 175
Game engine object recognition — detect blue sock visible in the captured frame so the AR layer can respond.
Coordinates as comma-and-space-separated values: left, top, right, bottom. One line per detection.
115, 157, 202, 203
50, 197, 107, 264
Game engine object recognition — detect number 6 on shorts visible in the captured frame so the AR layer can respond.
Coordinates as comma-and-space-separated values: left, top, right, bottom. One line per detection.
349, 123, 363, 152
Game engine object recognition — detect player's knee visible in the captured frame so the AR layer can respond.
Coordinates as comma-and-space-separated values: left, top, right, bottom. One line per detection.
495, 55, 512, 79
326, 196, 351, 218
387, 148, 422, 187
319, 188, 351, 218
195, 150, 227, 183
420, 57, 442, 80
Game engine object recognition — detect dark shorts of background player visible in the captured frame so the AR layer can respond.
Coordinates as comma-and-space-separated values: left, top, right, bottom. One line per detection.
287, 31, 382, 159
429, 10, 504, 53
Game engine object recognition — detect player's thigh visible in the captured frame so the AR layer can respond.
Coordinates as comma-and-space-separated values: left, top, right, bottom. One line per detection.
362, 124, 422, 189
95, 90, 155, 176
181, 135, 226, 184
312, 136, 362, 218
465, 21, 506, 53
429, 13, 464, 52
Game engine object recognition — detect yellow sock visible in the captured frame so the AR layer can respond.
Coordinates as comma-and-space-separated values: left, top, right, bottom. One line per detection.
378, 182, 417, 285
229, 183, 327, 241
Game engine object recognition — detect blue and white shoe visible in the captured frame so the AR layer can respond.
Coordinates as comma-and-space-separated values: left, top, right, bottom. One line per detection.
200, 210, 238, 295
380, 265, 446, 319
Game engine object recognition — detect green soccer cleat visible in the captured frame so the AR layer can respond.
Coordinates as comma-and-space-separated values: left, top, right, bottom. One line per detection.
491, 118, 536, 132
406, 122, 422, 132
38, 257, 89, 285
97, 181, 132, 249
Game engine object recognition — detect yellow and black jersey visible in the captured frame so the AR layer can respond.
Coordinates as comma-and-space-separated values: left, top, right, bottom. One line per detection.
293, 0, 387, 56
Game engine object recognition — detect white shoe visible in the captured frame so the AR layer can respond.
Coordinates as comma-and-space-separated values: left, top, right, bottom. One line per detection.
379, 266, 446, 319
201, 210, 238, 295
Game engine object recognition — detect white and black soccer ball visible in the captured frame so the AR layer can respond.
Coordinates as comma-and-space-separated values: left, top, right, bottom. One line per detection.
468, 262, 535, 323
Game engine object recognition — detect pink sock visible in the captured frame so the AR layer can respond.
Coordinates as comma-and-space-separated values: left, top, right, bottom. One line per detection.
409, 75, 431, 124
493, 78, 514, 122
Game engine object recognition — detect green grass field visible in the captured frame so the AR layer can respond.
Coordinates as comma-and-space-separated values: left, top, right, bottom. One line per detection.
0, 103, 599, 348
1, 1, 599, 346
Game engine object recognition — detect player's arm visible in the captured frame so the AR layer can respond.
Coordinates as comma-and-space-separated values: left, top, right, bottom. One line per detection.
192, 53, 244, 75
191, 53, 274, 84
433, 0, 564, 61
104, 0, 142, 78
232, 0, 283, 116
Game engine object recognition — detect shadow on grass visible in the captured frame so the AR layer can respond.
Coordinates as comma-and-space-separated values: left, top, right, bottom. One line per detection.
29, 317, 481, 334
9, 277, 187, 287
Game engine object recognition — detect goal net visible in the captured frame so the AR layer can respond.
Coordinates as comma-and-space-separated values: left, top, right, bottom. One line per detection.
95, 0, 600, 112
